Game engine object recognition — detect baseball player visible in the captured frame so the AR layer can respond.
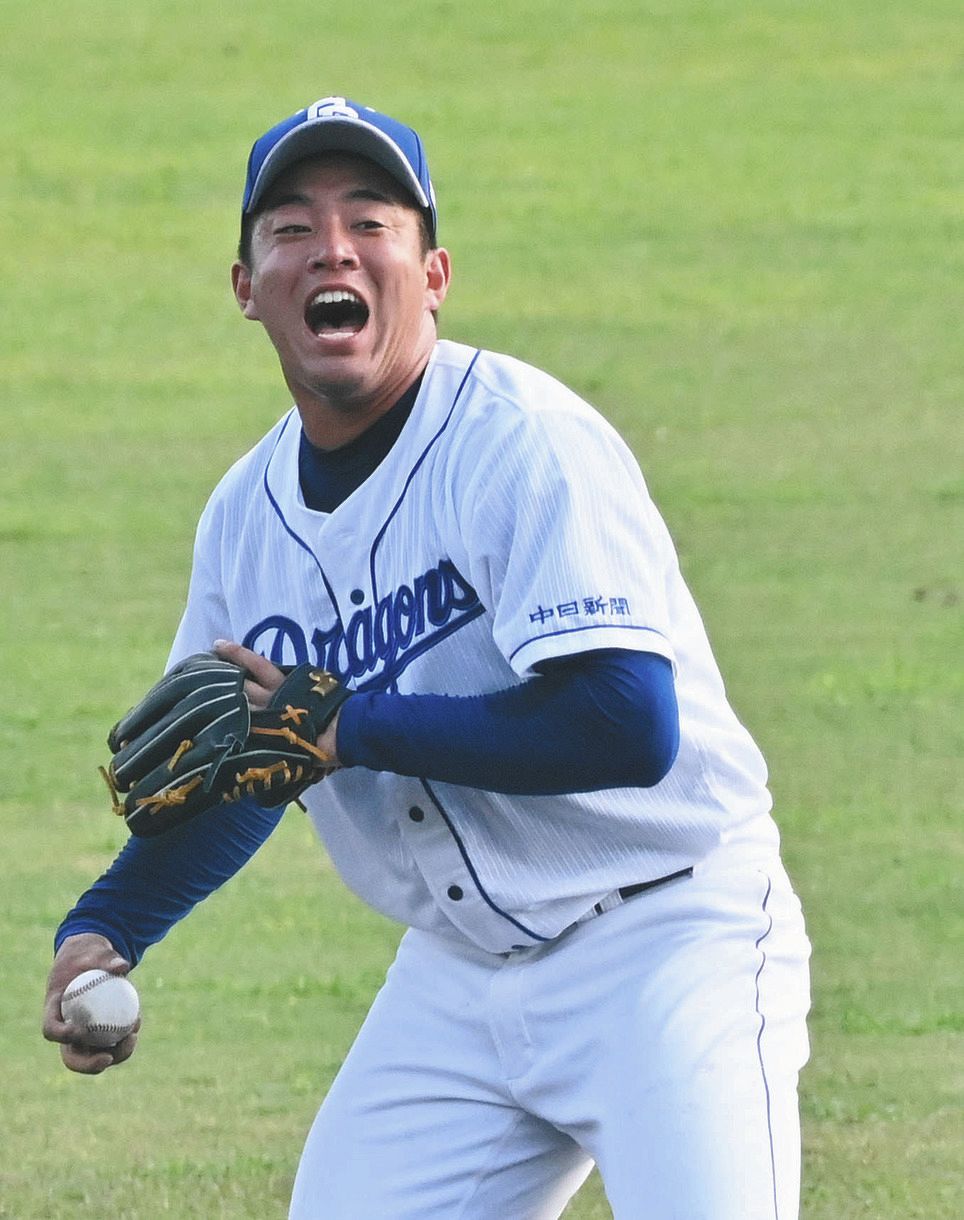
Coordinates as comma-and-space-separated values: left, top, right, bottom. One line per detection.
43, 96, 811, 1218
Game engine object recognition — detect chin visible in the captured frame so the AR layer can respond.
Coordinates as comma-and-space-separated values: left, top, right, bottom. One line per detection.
299, 367, 371, 409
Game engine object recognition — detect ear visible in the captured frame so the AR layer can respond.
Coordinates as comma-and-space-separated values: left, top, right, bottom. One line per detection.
424, 247, 452, 312
231, 260, 259, 320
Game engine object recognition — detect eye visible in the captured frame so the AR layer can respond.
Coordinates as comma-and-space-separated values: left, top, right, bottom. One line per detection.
274, 223, 311, 236
354, 218, 385, 231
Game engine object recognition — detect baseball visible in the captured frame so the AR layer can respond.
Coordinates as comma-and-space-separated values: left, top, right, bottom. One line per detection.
61, 969, 140, 1048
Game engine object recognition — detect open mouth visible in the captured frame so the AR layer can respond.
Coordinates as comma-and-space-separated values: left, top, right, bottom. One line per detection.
305, 289, 370, 337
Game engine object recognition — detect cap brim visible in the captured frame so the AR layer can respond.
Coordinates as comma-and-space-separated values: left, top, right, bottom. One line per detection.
246, 118, 431, 217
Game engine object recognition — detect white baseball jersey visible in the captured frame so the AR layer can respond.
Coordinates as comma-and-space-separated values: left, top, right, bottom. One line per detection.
169, 339, 780, 953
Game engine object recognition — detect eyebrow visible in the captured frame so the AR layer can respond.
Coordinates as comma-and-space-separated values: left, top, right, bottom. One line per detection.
264, 186, 400, 212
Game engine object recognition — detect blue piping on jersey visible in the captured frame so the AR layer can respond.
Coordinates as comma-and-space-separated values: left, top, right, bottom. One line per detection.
420, 779, 551, 943
753, 874, 780, 1219
509, 622, 670, 667
369, 349, 482, 603
261, 412, 346, 627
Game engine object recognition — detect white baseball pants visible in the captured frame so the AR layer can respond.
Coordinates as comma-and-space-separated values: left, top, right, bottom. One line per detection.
289, 858, 811, 1219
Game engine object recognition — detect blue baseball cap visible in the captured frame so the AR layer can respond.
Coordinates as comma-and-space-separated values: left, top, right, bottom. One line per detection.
242, 96, 438, 240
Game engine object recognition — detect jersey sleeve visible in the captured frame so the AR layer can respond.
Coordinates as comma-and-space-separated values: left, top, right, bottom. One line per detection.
453, 399, 677, 678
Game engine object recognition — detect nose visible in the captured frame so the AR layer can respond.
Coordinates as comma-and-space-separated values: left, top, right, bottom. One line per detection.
307, 219, 359, 271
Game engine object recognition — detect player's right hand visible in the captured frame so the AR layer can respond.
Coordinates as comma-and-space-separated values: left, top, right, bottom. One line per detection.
42, 932, 140, 1075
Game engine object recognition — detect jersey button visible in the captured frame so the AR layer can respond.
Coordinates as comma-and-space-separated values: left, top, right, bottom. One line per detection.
447, 885, 464, 901
408, 806, 425, 822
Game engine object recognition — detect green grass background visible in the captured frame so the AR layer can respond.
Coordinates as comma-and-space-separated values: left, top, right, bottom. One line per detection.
2, 1, 960, 1215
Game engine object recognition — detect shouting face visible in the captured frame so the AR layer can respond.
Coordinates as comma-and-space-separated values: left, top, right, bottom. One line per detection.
232, 153, 451, 446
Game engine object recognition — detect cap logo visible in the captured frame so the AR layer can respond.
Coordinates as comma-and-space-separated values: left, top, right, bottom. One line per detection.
308, 97, 359, 122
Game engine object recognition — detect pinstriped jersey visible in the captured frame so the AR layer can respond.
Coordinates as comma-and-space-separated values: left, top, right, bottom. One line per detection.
168, 339, 779, 953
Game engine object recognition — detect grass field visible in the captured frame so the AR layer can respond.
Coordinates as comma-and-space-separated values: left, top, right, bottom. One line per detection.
2, 1, 961, 1216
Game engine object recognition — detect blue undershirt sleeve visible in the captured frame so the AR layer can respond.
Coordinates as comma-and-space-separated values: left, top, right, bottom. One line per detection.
337, 649, 679, 795
54, 798, 285, 967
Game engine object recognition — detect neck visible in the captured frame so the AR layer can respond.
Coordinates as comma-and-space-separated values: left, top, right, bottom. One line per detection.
295, 389, 404, 450
290, 320, 438, 449
292, 359, 431, 451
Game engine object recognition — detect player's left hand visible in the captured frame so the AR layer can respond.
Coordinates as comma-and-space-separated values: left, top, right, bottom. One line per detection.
212, 640, 284, 708
213, 641, 344, 763
102, 649, 352, 836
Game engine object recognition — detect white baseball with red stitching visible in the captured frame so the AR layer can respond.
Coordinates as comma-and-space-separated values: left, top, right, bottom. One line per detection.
61, 969, 140, 1048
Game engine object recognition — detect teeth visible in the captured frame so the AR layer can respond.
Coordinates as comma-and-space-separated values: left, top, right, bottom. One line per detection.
311, 290, 362, 307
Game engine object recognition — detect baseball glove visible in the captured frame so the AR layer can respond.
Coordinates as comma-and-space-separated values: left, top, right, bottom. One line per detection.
102, 653, 352, 837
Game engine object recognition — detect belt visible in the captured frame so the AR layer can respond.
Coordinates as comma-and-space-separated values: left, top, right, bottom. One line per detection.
576, 866, 694, 926
618, 867, 693, 902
